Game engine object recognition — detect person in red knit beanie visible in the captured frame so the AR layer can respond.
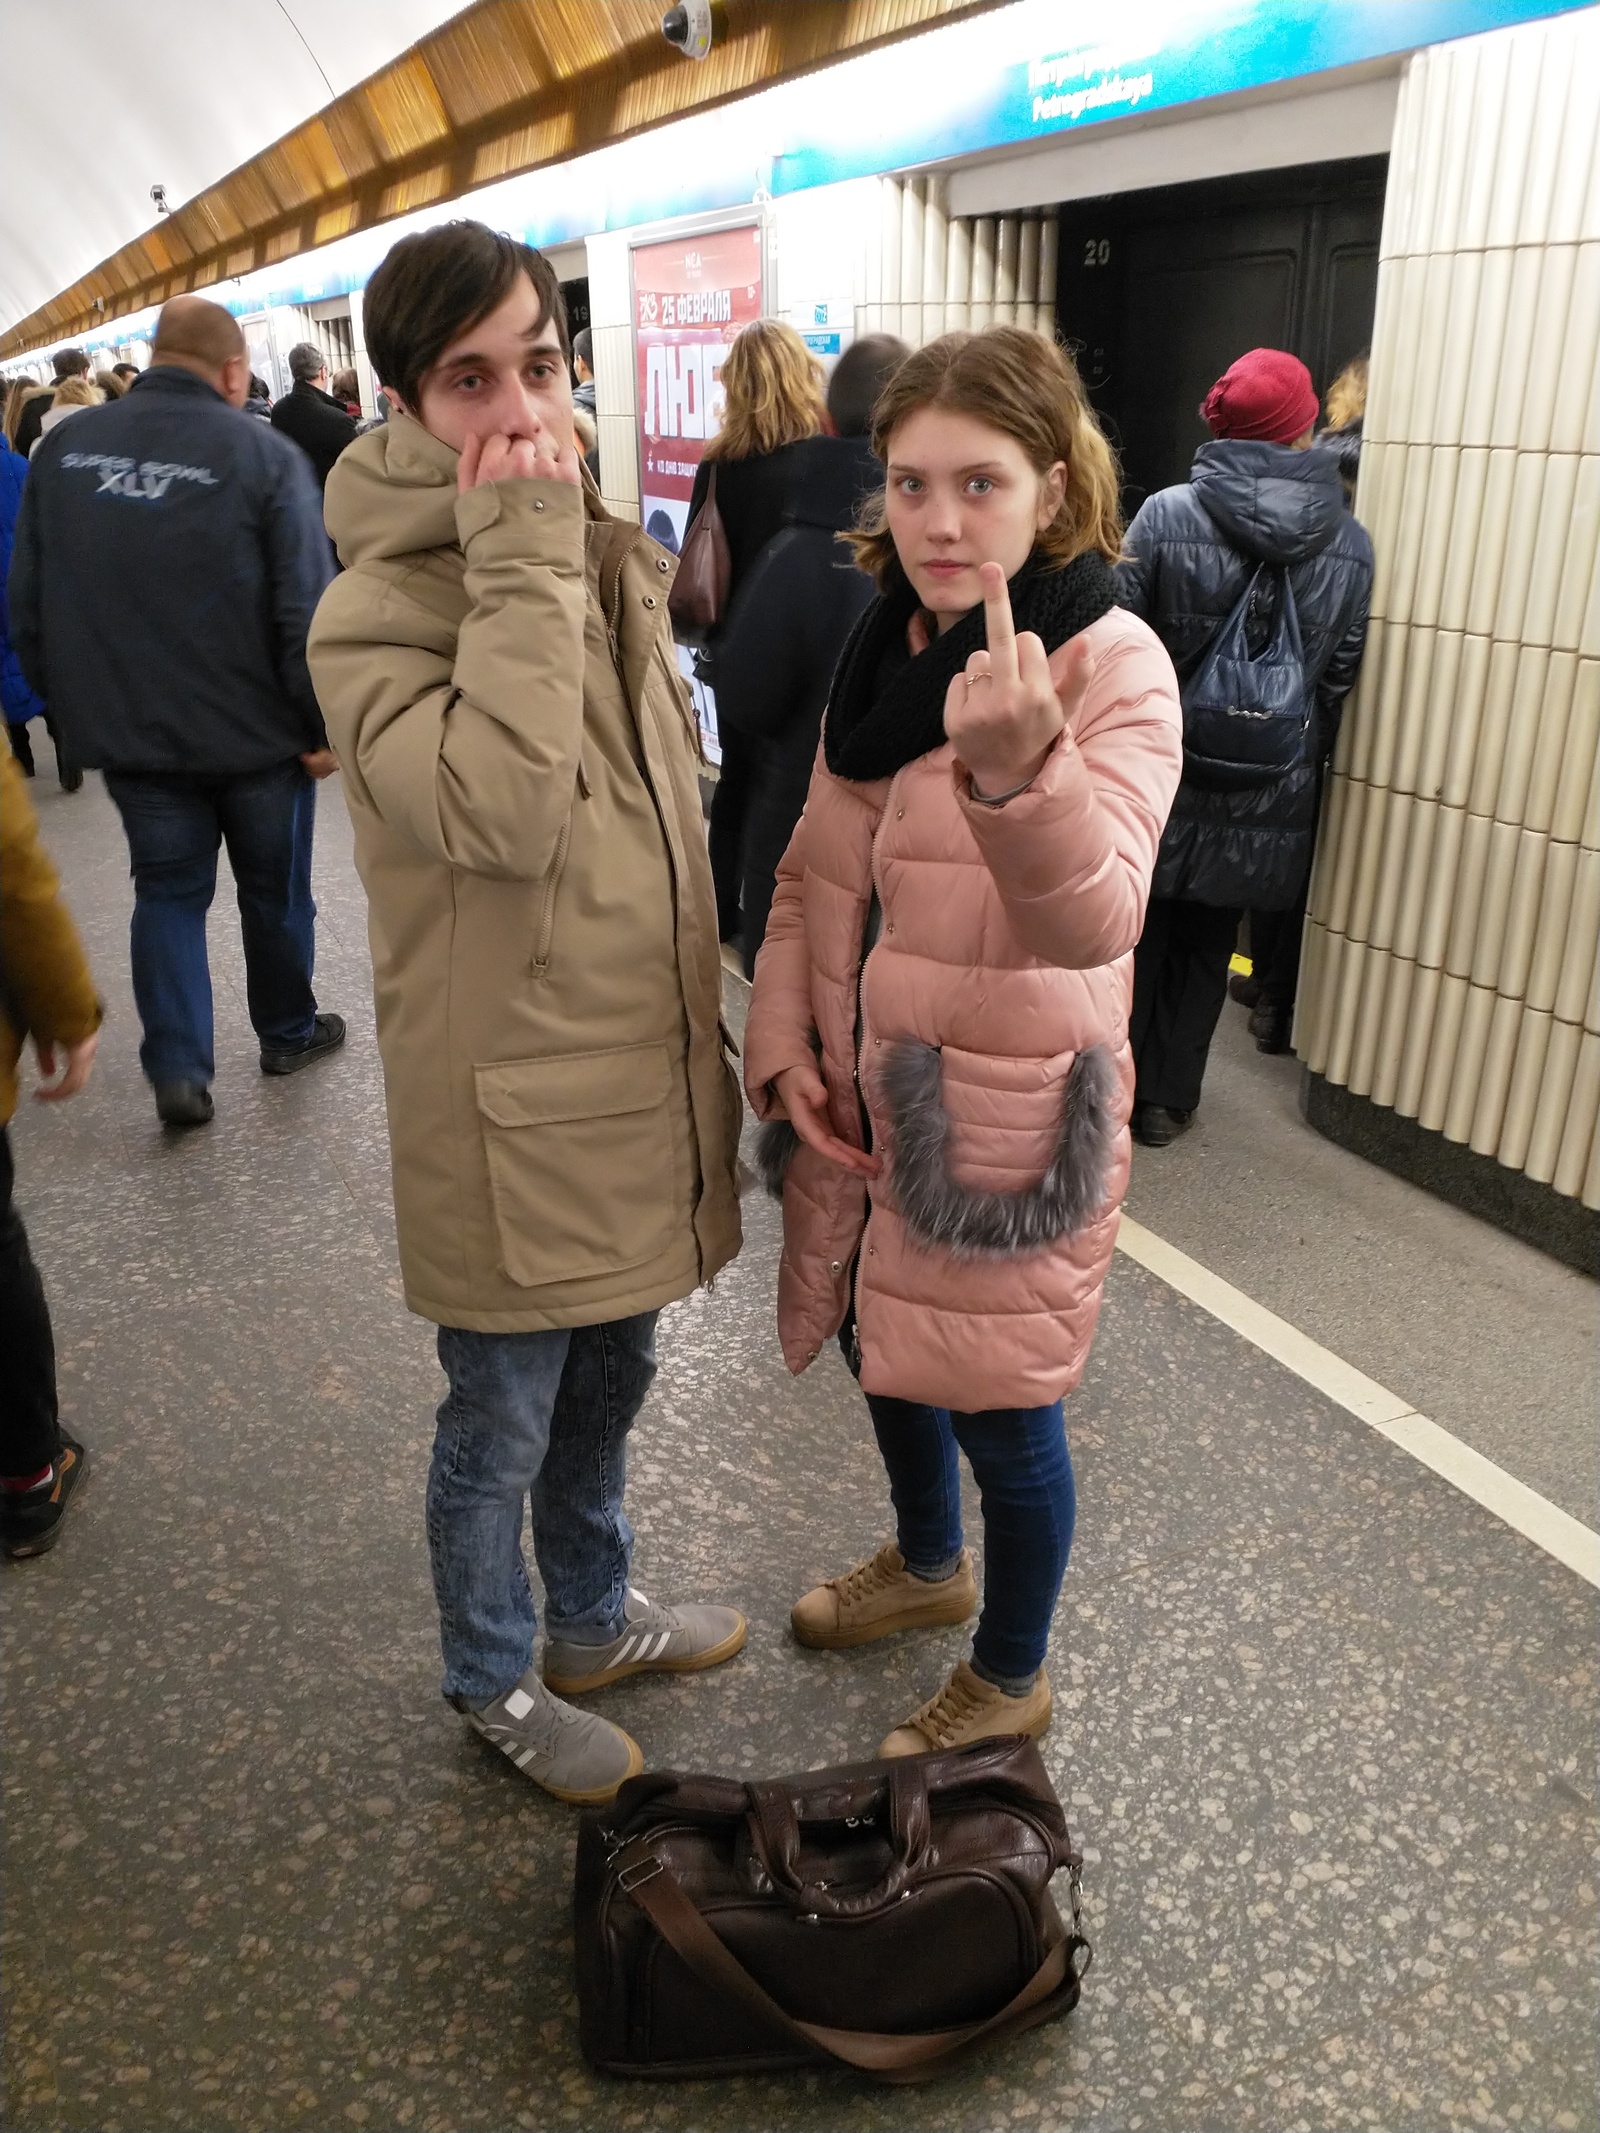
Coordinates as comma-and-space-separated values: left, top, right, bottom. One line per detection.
1114, 346, 1373, 1143
1201, 349, 1321, 445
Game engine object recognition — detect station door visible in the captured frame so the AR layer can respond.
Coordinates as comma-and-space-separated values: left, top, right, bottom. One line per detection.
1057, 156, 1387, 511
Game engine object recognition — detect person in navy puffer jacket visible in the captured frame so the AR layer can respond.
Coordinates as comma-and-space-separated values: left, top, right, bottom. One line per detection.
1115, 349, 1372, 1146
0, 442, 47, 777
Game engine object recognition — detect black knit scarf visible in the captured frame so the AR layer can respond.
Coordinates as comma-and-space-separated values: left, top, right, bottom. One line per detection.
823, 549, 1118, 783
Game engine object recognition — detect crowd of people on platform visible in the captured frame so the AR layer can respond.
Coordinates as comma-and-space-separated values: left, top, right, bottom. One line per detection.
0, 220, 1370, 1808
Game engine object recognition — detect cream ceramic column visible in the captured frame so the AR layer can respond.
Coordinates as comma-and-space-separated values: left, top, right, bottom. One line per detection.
346, 289, 376, 417
1299, 8, 1600, 1225
969, 217, 996, 329
922, 175, 949, 344
879, 177, 904, 341
584, 228, 641, 521
993, 216, 1021, 324
944, 212, 972, 337
1035, 213, 1059, 337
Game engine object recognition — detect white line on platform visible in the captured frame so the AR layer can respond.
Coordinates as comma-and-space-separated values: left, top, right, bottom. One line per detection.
1115, 1215, 1600, 1590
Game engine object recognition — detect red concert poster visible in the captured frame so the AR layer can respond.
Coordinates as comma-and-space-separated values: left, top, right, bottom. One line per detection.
631, 222, 764, 553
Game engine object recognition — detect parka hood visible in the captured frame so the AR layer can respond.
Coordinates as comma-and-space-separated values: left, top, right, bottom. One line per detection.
322, 412, 459, 568
1189, 438, 1346, 565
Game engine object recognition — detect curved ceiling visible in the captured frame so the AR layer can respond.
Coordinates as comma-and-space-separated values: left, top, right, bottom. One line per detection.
2, 0, 1000, 358
0, 0, 476, 336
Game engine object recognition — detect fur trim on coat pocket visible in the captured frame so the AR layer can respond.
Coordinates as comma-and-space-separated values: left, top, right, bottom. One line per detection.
881, 1040, 1117, 1257
755, 1116, 802, 1199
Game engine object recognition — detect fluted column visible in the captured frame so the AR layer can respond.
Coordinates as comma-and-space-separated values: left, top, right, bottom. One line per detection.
1299, 7, 1600, 1224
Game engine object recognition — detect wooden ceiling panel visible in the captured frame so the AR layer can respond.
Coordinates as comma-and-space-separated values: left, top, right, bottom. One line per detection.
5, 0, 1000, 356
258, 128, 344, 216
322, 100, 385, 183
470, 110, 577, 188
423, 0, 551, 124
359, 58, 453, 162
528, 0, 664, 82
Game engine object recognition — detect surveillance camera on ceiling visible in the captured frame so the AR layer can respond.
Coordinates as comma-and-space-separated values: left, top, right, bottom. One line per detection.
661, 0, 714, 61
150, 184, 169, 215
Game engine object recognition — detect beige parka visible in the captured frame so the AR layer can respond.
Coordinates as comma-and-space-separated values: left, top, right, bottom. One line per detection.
308, 415, 742, 1331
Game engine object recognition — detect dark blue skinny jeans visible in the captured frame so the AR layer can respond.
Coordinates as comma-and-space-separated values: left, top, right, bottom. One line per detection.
865, 1393, 1076, 1684
105, 760, 318, 1086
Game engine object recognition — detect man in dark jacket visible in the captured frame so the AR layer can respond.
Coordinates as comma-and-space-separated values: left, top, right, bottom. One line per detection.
11, 349, 89, 460
270, 342, 358, 489
9, 295, 344, 1129
710, 332, 906, 974
1116, 348, 1372, 1145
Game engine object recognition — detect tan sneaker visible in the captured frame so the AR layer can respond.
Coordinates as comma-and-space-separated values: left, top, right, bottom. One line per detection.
790, 1542, 977, 1650
878, 1657, 1053, 1758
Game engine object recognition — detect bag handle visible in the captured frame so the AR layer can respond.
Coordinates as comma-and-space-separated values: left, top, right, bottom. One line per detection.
745, 1760, 931, 1920
614, 1840, 1086, 2083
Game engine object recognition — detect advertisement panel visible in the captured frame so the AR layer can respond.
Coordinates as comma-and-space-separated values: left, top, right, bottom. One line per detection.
631, 222, 763, 554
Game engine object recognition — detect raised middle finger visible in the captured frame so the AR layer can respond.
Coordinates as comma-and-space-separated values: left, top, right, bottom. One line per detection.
979, 560, 1019, 679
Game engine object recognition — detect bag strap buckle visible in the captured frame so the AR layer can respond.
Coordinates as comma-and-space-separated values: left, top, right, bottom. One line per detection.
617, 1852, 665, 1895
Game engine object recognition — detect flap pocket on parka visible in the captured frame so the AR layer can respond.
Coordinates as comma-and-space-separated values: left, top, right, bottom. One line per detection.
474, 1044, 678, 1287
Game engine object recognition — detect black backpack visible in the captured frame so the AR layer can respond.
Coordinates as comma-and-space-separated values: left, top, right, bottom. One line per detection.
1179, 562, 1310, 789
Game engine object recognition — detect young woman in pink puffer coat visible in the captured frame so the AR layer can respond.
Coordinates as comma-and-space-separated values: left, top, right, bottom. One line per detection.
744, 327, 1182, 1759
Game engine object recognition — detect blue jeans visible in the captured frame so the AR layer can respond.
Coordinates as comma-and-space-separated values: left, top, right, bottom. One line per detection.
428, 1315, 658, 1706
865, 1393, 1076, 1684
105, 761, 318, 1085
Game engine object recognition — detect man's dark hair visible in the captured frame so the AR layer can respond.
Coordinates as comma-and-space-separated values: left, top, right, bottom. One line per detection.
826, 333, 909, 439
111, 361, 140, 380
288, 342, 327, 385
572, 326, 593, 372
364, 221, 569, 412
53, 347, 90, 380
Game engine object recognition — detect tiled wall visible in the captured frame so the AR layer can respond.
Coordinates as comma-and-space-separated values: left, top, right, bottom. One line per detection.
1299, 8, 1600, 1210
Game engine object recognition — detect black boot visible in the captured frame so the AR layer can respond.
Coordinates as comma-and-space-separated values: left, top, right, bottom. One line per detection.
1249, 1003, 1294, 1055
7, 723, 36, 776
1132, 1103, 1194, 1148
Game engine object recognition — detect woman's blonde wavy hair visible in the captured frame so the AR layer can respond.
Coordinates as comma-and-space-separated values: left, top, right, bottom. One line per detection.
1323, 353, 1368, 433
704, 318, 827, 463
848, 326, 1123, 589
51, 377, 103, 410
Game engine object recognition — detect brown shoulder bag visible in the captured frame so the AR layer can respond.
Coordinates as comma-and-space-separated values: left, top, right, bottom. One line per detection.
666, 461, 732, 639
574, 1735, 1091, 2083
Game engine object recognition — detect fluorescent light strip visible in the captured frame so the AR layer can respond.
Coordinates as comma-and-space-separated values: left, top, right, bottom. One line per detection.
1116, 1216, 1599, 1590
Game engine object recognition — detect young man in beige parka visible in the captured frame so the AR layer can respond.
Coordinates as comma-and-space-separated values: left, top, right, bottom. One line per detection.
307, 222, 745, 1805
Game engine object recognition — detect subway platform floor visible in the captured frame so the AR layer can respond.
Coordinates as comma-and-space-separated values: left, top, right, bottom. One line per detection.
3, 762, 1596, 2133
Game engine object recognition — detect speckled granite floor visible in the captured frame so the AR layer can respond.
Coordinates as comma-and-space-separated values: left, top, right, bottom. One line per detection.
3, 765, 1596, 2133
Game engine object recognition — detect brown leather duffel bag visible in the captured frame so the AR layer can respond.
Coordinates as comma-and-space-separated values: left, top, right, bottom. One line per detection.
574, 1736, 1090, 2082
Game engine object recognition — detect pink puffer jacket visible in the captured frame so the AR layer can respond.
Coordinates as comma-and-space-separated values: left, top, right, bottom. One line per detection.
744, 606, 1182, 1413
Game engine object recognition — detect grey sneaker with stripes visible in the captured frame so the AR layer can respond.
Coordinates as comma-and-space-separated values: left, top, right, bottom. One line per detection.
455, 1668, 643, 1803
543, 1586, 747, 1696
